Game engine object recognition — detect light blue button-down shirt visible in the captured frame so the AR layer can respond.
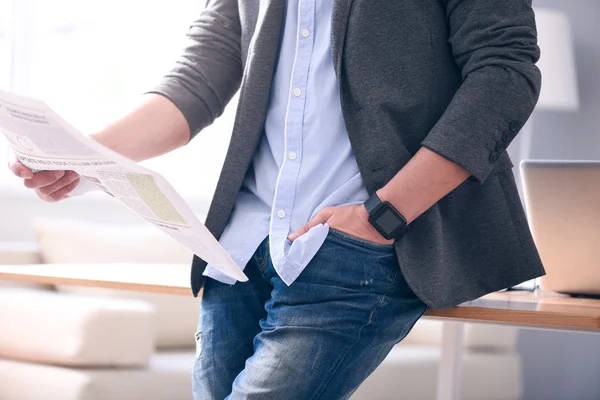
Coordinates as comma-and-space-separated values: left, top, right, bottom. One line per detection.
204, 0, 369, 285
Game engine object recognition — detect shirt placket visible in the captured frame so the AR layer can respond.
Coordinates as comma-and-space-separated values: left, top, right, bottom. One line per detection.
270, 0, 316, 267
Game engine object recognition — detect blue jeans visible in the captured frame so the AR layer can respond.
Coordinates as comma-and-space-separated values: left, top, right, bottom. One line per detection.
193, 230, 428, 400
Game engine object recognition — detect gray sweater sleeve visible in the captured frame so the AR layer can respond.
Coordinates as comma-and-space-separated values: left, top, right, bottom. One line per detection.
147, 0, 243, 140
421, 0, 541, 183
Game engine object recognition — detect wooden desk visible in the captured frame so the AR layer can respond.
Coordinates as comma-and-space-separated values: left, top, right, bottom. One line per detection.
0, 263, 192, 296
2, 263, 600, 399
2, 264, 599, 331
428, 290, 600, 332
426, 291, 600, 400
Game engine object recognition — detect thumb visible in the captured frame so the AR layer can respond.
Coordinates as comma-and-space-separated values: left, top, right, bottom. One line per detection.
288, 207, 334, 242
8, 154, 33, 179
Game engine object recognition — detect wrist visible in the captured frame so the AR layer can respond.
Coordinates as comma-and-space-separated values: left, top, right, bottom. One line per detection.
88, 130, 113, 149
88, 132, 101, 143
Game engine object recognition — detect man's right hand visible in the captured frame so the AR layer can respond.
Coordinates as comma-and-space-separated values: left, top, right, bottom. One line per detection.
8, 155, 80, 203
7, 94, 190, 203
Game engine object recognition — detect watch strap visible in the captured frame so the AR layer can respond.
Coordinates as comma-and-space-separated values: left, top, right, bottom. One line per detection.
364, 192, 383, 214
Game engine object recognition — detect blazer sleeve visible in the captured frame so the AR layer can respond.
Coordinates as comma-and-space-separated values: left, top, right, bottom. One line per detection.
147, 0, 243, 140
421, 0, 542, 183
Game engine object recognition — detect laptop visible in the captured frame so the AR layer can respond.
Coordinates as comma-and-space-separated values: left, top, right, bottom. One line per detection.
521, 160, 600, 296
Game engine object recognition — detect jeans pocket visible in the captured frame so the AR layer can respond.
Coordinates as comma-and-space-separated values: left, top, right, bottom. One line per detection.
328, 229, 395, 253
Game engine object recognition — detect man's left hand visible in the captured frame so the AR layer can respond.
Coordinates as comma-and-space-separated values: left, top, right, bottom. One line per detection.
287, 204, 394, 245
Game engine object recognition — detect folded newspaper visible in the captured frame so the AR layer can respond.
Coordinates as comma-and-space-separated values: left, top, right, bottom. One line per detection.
0, 89, 247, 283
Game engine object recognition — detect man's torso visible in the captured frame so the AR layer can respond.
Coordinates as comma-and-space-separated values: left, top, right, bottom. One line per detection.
204, 0, 369, 285
193, 0, 545, 308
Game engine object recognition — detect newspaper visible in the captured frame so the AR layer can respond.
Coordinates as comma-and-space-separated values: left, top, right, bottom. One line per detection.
0, 89, 247, 283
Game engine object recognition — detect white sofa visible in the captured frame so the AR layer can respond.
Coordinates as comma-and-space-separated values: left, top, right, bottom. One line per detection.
0, 219, 524, 400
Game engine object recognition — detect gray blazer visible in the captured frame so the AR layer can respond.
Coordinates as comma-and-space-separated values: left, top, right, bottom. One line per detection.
151, 0, 546, 309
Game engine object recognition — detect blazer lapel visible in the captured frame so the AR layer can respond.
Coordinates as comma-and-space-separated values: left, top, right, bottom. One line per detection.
204, 0, 286, 239
331, 0, 355, 82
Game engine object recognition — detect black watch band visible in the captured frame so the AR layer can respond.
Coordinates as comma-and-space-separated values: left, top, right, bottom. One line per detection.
363, 193, 409, 241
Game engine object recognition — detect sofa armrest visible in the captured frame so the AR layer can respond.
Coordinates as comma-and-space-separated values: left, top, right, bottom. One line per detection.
0, 288, 155, 367
0, 243, 42, 265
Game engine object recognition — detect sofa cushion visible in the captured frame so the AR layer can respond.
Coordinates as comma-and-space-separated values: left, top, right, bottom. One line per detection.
402, 319, 518, 352
0, 243, 41, 265
33, 218, 192, 264
0, 351, 195, 400
0, 288, 155, 367
57, 286, 200, 349
0, 243, 49, 289
33, 218, 199, 349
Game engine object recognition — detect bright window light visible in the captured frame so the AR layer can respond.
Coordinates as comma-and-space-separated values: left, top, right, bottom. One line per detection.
0, 0, 235, 200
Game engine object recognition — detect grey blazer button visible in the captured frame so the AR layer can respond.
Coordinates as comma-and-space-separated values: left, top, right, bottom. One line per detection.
489, 152, 500, 163
502, 132, 512, 143
509, 121, 522, 132
495, 142, 508, 152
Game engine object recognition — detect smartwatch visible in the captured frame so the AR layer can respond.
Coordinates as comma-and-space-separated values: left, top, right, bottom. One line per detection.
363, 193, 409, 241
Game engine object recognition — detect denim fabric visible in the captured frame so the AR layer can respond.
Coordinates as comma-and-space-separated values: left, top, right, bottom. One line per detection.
193, 231, 428, 400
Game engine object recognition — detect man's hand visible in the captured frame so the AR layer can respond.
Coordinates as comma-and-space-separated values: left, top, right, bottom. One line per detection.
287, 204, 393, 245
6, 94, 192, 204
8, 155, 80, 203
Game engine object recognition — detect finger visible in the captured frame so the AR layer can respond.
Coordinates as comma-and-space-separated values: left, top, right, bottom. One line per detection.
39, 177, 80, 203
37, 171, 79, 196
24, 170, 66, 189
9, 159, 33, 179
288, 207, 335, 242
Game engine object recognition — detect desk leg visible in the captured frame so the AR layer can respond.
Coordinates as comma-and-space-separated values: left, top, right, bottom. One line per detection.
436, 321, 465, 400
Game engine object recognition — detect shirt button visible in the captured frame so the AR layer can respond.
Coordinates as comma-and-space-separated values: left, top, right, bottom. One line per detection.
301, 29, 310, 38
293, 88, 302, 97
277, 209, 286, 219
288, 151, 297, 160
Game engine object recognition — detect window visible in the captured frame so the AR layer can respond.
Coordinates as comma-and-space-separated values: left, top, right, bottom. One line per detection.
0, 0, 12, 171
0, 0, 10, 90
0, 0, 235, 199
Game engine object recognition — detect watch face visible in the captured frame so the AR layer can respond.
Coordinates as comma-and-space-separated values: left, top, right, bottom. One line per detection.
375, 208, 404, 235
